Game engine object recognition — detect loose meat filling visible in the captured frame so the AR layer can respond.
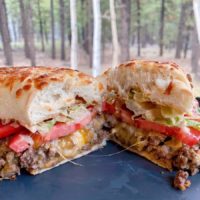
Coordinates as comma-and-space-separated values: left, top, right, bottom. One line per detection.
107, 116, 200, 174
173, 170, 191, 191
0, 115, 108, 179
0, 140, 20, 180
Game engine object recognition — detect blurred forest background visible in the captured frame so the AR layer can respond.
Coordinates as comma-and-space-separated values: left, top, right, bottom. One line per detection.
0, 0, 200, 82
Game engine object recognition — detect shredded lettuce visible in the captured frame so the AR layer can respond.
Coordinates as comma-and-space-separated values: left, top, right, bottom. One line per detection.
37, 119, 56, 133
46, 119, 56, 129
185, 119, 200, 131
165, 116, 181, 126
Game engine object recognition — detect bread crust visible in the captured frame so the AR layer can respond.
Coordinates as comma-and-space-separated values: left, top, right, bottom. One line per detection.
29, 140, 106, 175
111, 138, 172, 170
100, 60, 194, 114
0, 67, 103, 129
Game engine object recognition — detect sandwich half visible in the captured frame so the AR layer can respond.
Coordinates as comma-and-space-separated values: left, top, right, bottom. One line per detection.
0, 67, 108, 180
100, 60, 200, 190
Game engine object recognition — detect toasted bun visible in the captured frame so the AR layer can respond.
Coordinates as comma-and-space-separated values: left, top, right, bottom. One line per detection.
100, 60, 194, 114
112, 138, 172, 171
0, 67, 104, 129
29, 140, 106, 175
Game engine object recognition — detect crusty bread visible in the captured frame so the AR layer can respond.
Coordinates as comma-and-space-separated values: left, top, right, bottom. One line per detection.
111, 138, 172, 170
100, 60, 194, 114
0, 67, 104, 130
29, 140, 106, 175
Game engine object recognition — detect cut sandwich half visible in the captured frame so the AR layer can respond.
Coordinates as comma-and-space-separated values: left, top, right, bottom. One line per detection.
0, 67, 108, 180
100, 60, 200, 190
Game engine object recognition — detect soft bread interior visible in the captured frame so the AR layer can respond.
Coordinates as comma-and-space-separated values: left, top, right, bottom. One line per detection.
100, 60, 194, 114
0, 67, 103, 130
27, 81, 101, 127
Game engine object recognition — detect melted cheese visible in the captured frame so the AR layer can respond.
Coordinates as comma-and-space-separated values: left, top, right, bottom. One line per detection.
56, 128, 93, 158
113, 122, 183, 153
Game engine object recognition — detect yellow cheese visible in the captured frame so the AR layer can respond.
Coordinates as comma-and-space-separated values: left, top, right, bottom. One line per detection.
57, 128, 93, 158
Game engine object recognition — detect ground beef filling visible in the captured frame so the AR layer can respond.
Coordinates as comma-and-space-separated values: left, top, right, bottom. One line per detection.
0, 115, 108, 179
110, 119, 200, 172
20, 116, 108, 172
20, 128, 107, 172
0, 140, 20, 180
173, 170, 191, 191
106, 116, 200, 187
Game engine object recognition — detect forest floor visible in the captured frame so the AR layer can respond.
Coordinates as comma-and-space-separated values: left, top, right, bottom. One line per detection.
0, 45, 194, 72
0, 45, 199, 96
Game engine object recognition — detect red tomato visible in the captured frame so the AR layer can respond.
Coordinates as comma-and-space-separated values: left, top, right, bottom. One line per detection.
8, 109, 95, 153
175, 127, 199, 147
103, 101, 200, 146
0, 124, 23, 139
134, 119, 200, 146
44, 110, 94, 141
102, 101, 116, 114
134, 119, 168, 134
8, 131, 33, 153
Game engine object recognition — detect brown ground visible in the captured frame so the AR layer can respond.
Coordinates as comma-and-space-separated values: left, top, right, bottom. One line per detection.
0, 46, 199, 95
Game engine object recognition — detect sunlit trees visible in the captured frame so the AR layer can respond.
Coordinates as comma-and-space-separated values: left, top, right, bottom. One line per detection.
119, 0, 131, 62
92, 0, 102, 76
109, 0, 119, 67
159, 0, 165, 56
0, 0, 13, 65
19, 0, 36, 65
70, 0, 78, 69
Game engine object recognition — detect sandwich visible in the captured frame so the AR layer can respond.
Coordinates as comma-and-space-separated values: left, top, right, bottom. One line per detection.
100, 60, 200, 190
0, 67, 108, 180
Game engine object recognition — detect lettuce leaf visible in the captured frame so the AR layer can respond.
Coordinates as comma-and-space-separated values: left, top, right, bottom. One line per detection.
165, 116, 181, 126
37, 119, 56, 133
185, 119, 200, 131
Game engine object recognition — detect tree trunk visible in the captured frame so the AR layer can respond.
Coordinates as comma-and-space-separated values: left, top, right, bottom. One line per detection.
0, 0, 13, 65
183, 27, 190, 58
50, 0, 56, 59
19, 0, 30, 58
26, 0, 36, 66
191, 27, 200, 75
193, 0, 200, 44
59, 0, 66, 60
136, 0, 141, 57
86, 0, 93, 68
12, 19, 18, 43
92, 0, 101, 76
70, 0, 78, 69
43, 20, 49, 44
175, 1, 190, 58
82, 0, 93, 68
119, 0, 131, 62
37, 0, 45, 52
159, 0, 165, 56
109, 0, 120, 67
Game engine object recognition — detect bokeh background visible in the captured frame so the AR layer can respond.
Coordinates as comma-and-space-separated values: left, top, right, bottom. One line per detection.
0, 0, 199, 88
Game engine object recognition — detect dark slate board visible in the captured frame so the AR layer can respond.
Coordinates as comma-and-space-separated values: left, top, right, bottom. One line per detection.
0, 141, 199, 200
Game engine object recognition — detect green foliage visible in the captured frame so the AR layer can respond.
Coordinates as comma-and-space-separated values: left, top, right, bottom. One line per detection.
3, 0, 196, 51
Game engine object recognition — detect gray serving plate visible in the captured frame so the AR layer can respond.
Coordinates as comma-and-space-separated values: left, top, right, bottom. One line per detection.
0, 142, 199, 200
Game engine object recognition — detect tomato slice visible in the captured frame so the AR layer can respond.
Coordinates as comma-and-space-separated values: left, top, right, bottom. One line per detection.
0, 124, 23, 139
8, 131, 33, 153
102, 101, 116, 114
102, 101, 200, 146
134, 119, 200, 146
8, 109, 96, 153
44, 109, 95, 141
